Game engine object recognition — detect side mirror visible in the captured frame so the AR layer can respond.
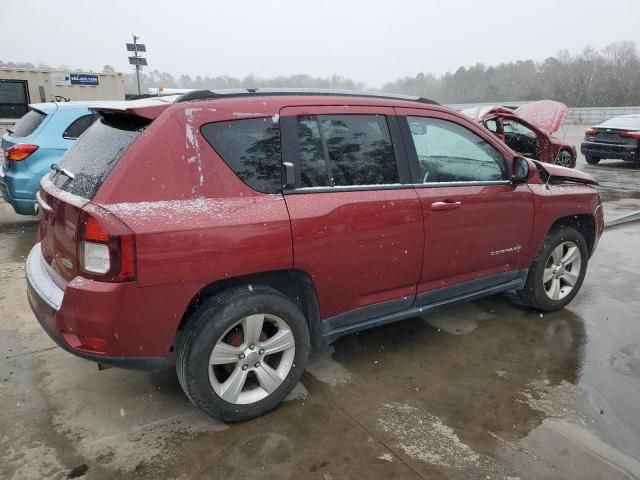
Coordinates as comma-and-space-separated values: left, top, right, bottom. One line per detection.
511, 157, 529, 184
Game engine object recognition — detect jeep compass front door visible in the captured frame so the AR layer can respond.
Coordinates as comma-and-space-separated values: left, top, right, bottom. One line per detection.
396, 108, 534, 303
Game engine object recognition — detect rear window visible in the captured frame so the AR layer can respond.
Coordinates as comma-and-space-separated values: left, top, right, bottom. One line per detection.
201, 117, 282, 193
11, 109, 47, 137
52, 114, 149, 199
599, 116, 640, 130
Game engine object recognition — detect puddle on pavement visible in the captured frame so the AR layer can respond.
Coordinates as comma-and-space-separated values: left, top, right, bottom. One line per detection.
326, 296, 587, 459
0, 221, 38, 264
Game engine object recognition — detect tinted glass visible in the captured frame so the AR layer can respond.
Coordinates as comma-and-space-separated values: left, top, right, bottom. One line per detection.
408, 116, 505, 183
0, 104, 29, 119
0, 81, 27, 103
319, 114, 398, 186
52, 114, 149, 199
296, 116, 329, 187
0, 80, 29, 119
63, 114, 98, 139
11, 109, 46, 137
201, 117, 282, 193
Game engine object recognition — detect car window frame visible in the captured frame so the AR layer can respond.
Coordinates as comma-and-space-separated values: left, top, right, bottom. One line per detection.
280, 107, 412, 194
396, 108, 512, 187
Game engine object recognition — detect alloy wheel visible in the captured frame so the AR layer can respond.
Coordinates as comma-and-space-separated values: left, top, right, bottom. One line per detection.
208, 313, 296, 405
543, 241, 582, 301
555, 151, 573, 167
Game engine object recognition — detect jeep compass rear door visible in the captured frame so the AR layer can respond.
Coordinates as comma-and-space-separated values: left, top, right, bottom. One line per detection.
280, 105, 424, 327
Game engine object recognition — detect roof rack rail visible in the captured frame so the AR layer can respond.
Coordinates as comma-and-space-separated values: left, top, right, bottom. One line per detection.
175, 88, 439, 105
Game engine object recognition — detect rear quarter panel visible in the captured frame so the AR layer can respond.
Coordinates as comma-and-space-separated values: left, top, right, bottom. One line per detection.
93, 105, 294, 290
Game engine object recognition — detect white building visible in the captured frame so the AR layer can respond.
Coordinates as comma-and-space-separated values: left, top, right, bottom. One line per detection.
0, 68, 125, 133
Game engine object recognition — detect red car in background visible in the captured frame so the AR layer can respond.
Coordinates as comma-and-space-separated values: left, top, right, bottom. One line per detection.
463, 100, 576, 168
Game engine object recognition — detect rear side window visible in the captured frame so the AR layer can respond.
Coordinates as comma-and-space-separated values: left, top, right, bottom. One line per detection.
52, 114, 149, 199
201, 118, 282, 193
295, 114, 398, 187
11, 109, 46, 137
63, 114, 98, 139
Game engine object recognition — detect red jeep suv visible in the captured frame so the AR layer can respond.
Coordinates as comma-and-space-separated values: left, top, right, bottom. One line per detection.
26, 90, 604, 421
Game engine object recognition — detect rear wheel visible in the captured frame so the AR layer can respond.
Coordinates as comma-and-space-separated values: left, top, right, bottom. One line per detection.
585, 154, 600, 165
177, 286, 310, 422
517, 226, 588, 312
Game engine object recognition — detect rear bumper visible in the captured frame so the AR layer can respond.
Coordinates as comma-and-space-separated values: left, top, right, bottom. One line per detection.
26, 243, 172, 371
0, 165, 37, 215
581, 141, 640, 160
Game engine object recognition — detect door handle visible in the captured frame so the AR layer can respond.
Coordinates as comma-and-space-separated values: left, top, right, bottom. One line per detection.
431, 200, 462, 211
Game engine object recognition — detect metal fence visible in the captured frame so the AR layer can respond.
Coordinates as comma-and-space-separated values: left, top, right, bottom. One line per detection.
564, 106, 640, 125
447, 102, 640, 125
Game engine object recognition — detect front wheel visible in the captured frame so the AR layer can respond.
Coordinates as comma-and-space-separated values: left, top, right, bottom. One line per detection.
517, 226, 588, 311
554, 150, 574, 167
177, 286, 310, 422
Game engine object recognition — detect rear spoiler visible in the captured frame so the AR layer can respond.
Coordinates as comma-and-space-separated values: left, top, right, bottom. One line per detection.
532, 160, 599, 186
89, 96, 181, 120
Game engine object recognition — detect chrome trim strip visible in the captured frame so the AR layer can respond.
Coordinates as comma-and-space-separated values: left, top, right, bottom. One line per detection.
36, 190, 53, 213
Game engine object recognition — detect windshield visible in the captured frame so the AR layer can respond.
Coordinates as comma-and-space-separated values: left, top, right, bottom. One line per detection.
52, 114, 148, 198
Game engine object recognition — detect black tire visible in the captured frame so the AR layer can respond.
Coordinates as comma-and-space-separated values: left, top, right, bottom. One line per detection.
516, 226, 589, 312
585, 154, 600, 165
177, 286, 310, 422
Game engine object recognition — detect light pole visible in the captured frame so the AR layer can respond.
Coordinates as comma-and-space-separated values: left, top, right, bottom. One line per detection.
133, 34, 141, 95
126, 35, 147, 96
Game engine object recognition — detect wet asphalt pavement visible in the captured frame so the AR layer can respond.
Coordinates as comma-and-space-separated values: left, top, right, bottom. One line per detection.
1, 125, 639, 479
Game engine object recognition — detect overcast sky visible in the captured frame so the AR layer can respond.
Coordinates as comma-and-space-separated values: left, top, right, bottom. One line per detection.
2, 0, 640, 87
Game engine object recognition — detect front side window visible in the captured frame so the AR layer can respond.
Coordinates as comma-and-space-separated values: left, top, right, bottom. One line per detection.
201, 117, 282, 193
295, 114, 398, 187
407, 116, 505, 183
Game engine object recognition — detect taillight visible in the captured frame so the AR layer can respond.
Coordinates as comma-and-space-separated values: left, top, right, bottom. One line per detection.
620, 131, 640, 140
79, 210, 136, 282
584, 128, 598, 136
5, 144, 38, 161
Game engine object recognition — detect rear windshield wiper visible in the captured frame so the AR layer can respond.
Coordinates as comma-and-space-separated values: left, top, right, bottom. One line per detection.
51, 163, 75, 180
6, 128, 14, 135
